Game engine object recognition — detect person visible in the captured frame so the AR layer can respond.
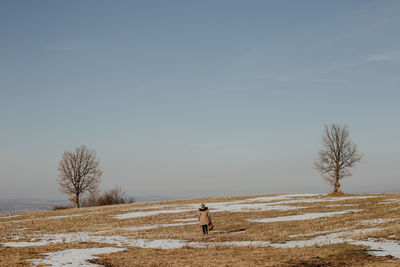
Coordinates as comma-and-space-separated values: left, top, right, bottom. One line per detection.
198, 203, 212, 235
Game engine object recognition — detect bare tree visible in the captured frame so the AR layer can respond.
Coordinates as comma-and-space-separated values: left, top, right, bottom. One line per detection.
57, 145, 102, 208
314, 124, 363, 193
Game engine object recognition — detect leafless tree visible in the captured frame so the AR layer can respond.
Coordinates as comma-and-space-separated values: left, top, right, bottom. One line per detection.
314, 124, 363, 193
57, 145, 102, 208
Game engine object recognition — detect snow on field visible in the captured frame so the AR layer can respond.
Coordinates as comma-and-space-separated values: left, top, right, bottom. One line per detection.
0, 227, 384, 250
123, 222, 196, 231
29, 247, 125, 267
248, 210, 363, 223
113, 194, 318, 219
265, 196, 377, 206
195, 195, 377, 214
3, 227, 400, 260
121, 204, 177, 212
114, 203, 289, 219
12, 228, 30, 231
47, 213, 98, 219
288, 229, 348, 238
241, 194, 319, 203
326, 204, 356, 207
1, 232, 193, 249
174, 218, 197, 222
114, 209, 192, 219
213, 240, 272, 247
2, 240, 58, 247
189, 202, 302, 213
0, 218, 39, 224
380, 199, 400, 204
122, 225, 159, 231
135, 204, 178, 210
272, 228, 379, 248
359, 218, 398, 226
0, 212, 97, 224
352, 239, 400, 258
0, 235, 21, 240
4, 193, 399, 263
113, 194, 378, 220
0, 214, 22, 219
212, 228, 400, 260
207, 228, 383, 249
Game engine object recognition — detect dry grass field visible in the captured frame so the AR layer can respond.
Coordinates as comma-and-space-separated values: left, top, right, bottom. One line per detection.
1, 193, 400, 266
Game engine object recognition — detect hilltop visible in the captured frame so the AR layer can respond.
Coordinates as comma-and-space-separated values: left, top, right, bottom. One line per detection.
1, 193, 400, 266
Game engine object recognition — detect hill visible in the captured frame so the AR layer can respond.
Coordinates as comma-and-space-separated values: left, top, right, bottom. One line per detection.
1, 193, 400, 266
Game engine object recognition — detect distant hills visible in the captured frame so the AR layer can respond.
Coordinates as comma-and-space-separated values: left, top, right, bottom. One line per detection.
0, 199, 70, 214
0, 195, 188, 214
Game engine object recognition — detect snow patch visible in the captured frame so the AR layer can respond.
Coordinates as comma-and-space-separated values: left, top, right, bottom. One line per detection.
380, 199, 400, 204
0, 213, 96, 224
190, 202, 302, 213
359, 218, 398, 226
2, 240, 56, 247
351, 239, 400, 258
0, 214, 22, 219
243, 194, 319, 203
174, 218, 197, 222
114, 209, 192, 219
248, 210, 363, 223
288, 229, 345, 238
273, 228, 379, 248
1, 232, 193, 249
4, 228, 400, 260
211, 228, 380, 249
326, 204, 356, 207
28, 247, 125, 267
113, 194, 377, 219
123, 222, 196, 231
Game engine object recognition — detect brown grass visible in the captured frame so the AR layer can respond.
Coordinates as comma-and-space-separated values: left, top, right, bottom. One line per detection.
90, 244, 397, 267
1, 193, 400, 266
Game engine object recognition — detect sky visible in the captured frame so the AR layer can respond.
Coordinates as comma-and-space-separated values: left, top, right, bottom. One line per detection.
1, 1, 399, 200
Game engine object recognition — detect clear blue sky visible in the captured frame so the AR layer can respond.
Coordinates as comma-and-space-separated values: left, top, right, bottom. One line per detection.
1, 1, 399, 200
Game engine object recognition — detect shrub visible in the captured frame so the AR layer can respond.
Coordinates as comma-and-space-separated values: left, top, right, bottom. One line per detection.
81, 186, 135, 207
53, 205, 72, 210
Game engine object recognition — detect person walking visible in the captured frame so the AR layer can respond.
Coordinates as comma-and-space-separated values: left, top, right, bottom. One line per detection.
198, 203, 212, 235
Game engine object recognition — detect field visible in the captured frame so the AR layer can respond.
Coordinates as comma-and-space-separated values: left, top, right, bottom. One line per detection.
1, 193, 400, 266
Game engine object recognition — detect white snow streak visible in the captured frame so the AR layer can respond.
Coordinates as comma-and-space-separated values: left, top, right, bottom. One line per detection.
248, 210, 363, 223
113, 194, 377, 219
3, 227, 400, 260
352, 239, 400, 258
29, 247, 125, 267
174, 218, 197, 222
123, 222, 196, 231
114, 209, 192, 219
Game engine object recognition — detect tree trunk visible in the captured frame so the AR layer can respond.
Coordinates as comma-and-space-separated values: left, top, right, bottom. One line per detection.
75, 193, 80, 208
333, 181, 340, 193
333, 168, 340, 193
